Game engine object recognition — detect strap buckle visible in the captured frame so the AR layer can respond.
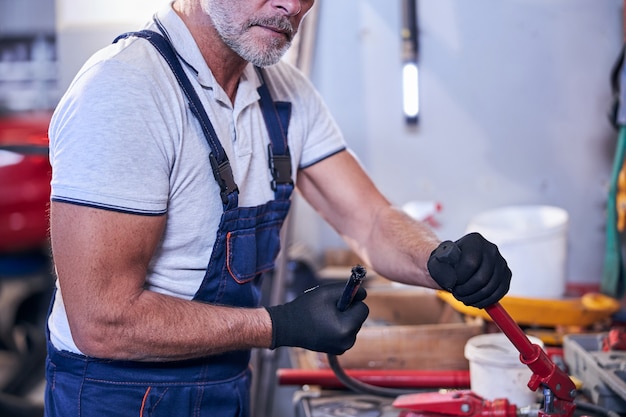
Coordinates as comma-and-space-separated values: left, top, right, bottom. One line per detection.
268, 144, 293, 191
209, 154, 239, 204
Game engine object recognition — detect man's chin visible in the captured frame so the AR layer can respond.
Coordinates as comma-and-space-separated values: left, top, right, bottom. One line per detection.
240, 47, 290, 67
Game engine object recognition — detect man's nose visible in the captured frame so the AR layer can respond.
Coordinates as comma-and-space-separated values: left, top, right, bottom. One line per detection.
271, 0, 302, 16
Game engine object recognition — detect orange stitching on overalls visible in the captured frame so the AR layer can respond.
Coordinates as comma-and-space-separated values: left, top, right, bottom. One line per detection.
225, 231, 238, 280
140, 386, 152, 417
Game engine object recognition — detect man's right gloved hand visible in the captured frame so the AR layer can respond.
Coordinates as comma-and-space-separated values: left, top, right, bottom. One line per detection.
265, 282, 369, 355
427, 232, 511, 309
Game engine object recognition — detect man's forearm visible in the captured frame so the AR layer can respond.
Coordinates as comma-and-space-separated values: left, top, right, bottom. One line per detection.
346, 206, 442, 289
68, 289, 273, 362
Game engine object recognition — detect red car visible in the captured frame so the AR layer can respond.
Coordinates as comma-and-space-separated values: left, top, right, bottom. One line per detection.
0, 112, 52, 253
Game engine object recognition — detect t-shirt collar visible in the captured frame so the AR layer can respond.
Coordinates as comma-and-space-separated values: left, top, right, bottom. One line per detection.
152, 3, 262, 108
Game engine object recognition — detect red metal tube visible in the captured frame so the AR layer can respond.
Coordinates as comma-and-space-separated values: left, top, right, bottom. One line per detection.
276, 368, 470, 389
485, 303, 538, 359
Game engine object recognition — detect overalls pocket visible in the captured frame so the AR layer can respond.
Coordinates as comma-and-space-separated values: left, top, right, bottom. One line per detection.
226, 222, 282, 284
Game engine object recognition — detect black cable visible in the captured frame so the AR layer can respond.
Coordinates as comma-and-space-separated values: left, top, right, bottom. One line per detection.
328, 265, 413, 398
574, 399, 621, 417
326, 354, 415, 398
608, 44, 625, 129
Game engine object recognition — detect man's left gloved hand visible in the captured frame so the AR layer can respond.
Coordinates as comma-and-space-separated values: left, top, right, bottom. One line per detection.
427, 232, 511, 309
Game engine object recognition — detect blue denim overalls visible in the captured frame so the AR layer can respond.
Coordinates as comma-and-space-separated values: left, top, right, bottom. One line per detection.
44, 30, 294, 417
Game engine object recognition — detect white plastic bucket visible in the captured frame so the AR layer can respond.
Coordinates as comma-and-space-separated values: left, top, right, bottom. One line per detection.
466, 205, 569, 299
464, 333, 544, 406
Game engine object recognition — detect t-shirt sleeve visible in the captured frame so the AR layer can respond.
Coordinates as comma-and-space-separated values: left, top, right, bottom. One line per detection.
266, 62, 347, 170
49, 56, 178, 215
297, 83, 347, 169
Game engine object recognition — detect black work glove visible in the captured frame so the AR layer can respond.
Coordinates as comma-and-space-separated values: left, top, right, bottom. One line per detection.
265, 282, 369, 355
427, 232, 511, 309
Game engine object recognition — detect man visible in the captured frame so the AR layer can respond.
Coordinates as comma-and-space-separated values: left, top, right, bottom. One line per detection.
45, 0, 511, 416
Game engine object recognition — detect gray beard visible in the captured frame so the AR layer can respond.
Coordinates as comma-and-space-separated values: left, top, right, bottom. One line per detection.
223, 32, 291, 67
205, 3, 295, 67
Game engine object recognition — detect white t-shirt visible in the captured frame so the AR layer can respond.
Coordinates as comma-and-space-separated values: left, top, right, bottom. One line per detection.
48, 4, 346, 353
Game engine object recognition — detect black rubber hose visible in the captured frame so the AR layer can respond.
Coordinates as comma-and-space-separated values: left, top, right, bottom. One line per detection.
327, 265, 412, 398
574, 399, 621, 417
326, 354, 415, 398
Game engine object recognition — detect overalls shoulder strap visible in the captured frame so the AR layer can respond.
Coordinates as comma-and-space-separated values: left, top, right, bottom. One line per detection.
113, 30, 294, 205
255, 68, 294, 201
114, 29, 239, 208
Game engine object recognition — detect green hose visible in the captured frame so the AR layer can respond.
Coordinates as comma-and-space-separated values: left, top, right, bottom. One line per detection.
601, 126, 626, 298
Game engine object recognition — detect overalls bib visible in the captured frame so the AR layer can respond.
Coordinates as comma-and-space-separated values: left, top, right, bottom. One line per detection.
44, 30, 294, 417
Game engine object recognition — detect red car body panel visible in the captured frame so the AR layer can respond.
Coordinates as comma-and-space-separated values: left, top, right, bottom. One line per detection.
0, 113, 52, 253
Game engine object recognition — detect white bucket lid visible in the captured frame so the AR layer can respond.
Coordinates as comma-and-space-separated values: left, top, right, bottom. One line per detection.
464, 333, 544, 367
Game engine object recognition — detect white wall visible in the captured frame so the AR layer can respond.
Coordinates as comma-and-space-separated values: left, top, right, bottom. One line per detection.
57, 0, 168, 27
0, 0, 55, 35
291, 0, 622, 287
55, 0, 170, 92
0, 0, 58, 111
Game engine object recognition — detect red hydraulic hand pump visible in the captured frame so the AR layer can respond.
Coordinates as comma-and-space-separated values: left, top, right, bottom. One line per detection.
394, 302, 576, 417
395, 241, 578, 417
485, 303, 576, 417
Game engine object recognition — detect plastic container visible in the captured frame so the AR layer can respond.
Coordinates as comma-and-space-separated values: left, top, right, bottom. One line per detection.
466, 205, 569, 299
464, 333, 544, 406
